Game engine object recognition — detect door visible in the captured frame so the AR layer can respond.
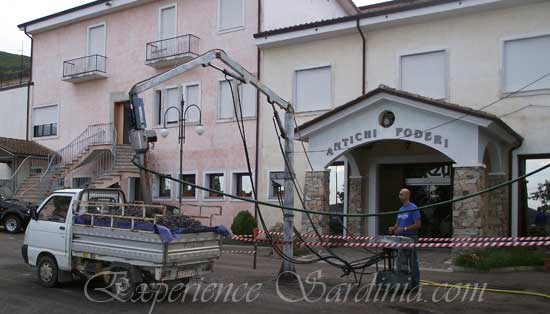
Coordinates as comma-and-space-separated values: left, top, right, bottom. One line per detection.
114, 102, 131, 145
26, 194, 73, 270
159, 5, 176, 58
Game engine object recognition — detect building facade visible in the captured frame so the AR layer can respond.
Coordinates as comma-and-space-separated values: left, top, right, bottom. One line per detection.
17, 0, 358, 226
255, 0, 550, 237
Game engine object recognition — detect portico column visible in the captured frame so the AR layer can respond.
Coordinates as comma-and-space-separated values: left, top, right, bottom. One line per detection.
302, 170, 330, 235
347, 176, 366, 236
485, 173, 509, 237
452, 166, 487, 238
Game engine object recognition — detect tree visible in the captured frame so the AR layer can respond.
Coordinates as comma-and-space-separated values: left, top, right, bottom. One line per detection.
530, 180, 550, 212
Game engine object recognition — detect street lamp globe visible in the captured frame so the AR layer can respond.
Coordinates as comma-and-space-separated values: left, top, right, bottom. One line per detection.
195, 124, 205, 136
160, 128, 170, 138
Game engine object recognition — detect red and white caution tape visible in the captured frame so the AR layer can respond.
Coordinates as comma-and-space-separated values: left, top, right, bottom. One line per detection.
293, 241, 550, 249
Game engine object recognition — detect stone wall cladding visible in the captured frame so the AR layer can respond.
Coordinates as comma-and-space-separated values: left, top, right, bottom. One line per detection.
347, 176, 364, 236
485, 173, 509, 236
452, 167, 486, 238
302, 171, 331, 235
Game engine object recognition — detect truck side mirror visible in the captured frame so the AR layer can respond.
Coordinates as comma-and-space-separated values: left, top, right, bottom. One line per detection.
30, 208, 38, 220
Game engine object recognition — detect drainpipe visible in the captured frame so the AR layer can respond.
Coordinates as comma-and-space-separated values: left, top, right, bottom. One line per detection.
507, 140, 523, 237
24, 27, 33, 141
253, 0, 262, 270
356, 19, 366, 95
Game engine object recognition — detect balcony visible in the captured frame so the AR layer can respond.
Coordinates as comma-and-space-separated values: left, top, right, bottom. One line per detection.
146, 34, 199, 69
62, 55, 107, 83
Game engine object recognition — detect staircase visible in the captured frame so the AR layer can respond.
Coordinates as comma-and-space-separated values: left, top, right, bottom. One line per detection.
87, 144, 139, 188
13, 123, 140, 205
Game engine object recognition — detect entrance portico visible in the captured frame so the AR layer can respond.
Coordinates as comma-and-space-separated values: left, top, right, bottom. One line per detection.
296, 85, 522, 238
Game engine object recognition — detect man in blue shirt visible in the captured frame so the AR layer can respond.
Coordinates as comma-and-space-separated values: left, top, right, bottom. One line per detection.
388, 188, 421, 288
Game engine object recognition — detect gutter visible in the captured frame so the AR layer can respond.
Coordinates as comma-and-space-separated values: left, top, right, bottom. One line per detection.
253, 0, 262, 270
23, 27, 33, 141
355, 19, 366, 95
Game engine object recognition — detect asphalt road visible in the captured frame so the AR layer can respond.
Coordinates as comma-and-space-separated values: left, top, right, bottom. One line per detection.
1, 230, 549, 314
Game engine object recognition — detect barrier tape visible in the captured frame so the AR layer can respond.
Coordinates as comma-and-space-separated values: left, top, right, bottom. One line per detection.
230, 235, 550, 248
222, 250, 255, 255
246, 230, 550, 243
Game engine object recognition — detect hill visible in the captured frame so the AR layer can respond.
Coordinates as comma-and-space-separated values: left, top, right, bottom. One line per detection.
0, 51, 30, 75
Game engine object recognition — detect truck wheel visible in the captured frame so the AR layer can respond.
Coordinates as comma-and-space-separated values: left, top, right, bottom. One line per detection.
3, 215, 21, 234
37, 255, 58, 288
109, 269, 135, 302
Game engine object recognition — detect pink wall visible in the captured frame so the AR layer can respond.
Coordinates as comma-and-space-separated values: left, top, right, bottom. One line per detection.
30, 0, 260, 227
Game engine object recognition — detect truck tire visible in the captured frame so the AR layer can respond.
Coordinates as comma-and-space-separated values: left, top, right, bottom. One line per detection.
37, 255, 58, 288
109, 268, 135, 302
3, 214, 21, 234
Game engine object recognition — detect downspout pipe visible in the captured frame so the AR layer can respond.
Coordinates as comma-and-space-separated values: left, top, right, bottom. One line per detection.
24, 27, 33, 141
356, 19, 366, 95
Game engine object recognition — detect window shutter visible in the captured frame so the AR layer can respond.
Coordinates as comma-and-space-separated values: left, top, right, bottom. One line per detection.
295, 66, 332, 112
239, 83, 257, 117
33, 106, 58, 126
401, 51, 446, 99
185, 84, 200, 122
88, 24, 105, 56
160, 6, 176, 40
504, 35, 550, 92
164, 87, 181, 124
219, 80, 235, 119
219, 0, 244, 31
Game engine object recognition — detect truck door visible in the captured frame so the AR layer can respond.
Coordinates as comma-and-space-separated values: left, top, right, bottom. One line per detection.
28, 194, 73, 270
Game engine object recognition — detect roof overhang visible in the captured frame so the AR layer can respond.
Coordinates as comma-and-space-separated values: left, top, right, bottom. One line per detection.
18, 0, 153, 34
255, 0, 546, 48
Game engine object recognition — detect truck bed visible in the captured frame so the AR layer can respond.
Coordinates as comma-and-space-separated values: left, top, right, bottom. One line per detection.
71, 225, 221, 267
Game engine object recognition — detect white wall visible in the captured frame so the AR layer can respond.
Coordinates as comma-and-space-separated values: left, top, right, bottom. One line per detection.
0, 85, 28, 140
262, 0, 348, 31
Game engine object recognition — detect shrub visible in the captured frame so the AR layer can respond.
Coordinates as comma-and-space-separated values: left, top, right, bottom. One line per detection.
454, 247, 545, 271
231, 210, 257, 236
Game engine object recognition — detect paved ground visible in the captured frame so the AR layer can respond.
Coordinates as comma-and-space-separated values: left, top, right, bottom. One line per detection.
1, 230, 549, 314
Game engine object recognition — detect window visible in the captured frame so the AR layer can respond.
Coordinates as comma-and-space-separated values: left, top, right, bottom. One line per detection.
295, 66, 332, 112
33, 105, 58, 138
519, 156, 550, 236
234, 172, 253, 198
160, 5, 176, 40
268, 171, 285, 200
503, 35, 550, 93
155, 90, 162, 125
218, 0, 244, 32
205, 173, 224, 199
179, 174, 196, 198
184, 84, 201, 123
218, 80, 256, 120
38, 195, 72, 223
155, 174, 172, 198
400, 50, 447, 99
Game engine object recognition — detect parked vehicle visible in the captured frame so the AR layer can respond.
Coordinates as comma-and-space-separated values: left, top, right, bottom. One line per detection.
22, 188, 222, 298
0, 195, 34, 233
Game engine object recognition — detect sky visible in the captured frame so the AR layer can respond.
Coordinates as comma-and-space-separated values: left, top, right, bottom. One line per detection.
0, 0, 385, 56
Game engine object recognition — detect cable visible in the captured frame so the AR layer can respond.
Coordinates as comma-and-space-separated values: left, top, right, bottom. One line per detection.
420, 280, 550, 300
131, 156, 550, 219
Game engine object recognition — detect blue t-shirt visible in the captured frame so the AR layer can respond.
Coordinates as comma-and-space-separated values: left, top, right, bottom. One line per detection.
397, 202, 420, 236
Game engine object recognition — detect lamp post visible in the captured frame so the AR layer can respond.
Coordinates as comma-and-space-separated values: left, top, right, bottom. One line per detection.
160, 96, 204, 209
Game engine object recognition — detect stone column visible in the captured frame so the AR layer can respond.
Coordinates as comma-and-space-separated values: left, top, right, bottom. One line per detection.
302, 170, 330, 235
485, 173, 509, 237
452, 166, 487, 238
347, 176, 365, 236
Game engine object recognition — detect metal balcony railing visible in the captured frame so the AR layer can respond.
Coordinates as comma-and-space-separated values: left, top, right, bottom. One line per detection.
63, 55, 107, 78
146, 34, 199, 62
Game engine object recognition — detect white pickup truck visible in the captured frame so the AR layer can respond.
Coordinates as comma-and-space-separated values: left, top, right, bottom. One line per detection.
22, 188, 222, 298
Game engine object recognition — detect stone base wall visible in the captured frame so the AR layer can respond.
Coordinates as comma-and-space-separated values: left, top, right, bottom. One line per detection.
302, 171, 330, 235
